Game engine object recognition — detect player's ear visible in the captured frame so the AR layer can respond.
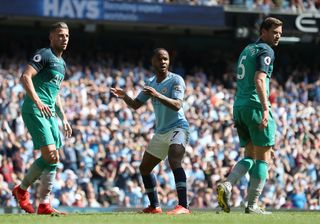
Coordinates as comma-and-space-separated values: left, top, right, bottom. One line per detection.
49, 33, 53, 42
261, 28, 268, 37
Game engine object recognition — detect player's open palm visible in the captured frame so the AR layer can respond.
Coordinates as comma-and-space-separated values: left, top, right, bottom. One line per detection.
111, 87, 125, 98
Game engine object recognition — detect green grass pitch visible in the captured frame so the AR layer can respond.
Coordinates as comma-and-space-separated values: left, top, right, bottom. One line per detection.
1, 211, 319, 224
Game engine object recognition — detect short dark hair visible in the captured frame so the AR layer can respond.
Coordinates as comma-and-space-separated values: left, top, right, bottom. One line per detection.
152, 48, 168, 57
50, 22, 68, 33
260, 17, 282, 34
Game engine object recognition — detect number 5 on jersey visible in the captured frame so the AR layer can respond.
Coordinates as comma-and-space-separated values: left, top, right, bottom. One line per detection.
237, 55, 247, 80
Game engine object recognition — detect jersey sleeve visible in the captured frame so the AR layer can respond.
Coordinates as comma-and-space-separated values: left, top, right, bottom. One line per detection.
256, 46, 274, 74
136, 91, 150, 104
28, 49, 48, 72
171, 76, 185, 100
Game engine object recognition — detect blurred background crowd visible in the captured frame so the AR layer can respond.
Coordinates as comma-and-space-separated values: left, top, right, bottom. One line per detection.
118, 0, 320, 13
0, 45, 319, 211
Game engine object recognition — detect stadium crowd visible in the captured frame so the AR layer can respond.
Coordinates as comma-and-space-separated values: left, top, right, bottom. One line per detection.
124, 0, 320, 13
0, 51, 319, 211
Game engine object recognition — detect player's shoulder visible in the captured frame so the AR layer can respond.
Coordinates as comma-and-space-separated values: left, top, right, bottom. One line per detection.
31, 47, 51, 61
256, 41, 274, 55
145, 75, 156, 85
169, 72, 184, 83
33, 47, 51, 56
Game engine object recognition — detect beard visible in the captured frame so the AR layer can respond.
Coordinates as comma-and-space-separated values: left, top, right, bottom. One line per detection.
54, 43, 67, 52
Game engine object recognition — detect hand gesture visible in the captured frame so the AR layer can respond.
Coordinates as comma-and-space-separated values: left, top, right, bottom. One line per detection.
63, 120, 72, 138
143, 86, 159, 98
259, 110, 269, 129
35, 100, 52, 117
111, 87, 126, 98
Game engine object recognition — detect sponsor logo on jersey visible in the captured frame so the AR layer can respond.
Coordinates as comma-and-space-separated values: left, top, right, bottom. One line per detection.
33, 54, 42, 62
173, 85, 182, 92
50, 75, 64, 86
264, 56, 271, 65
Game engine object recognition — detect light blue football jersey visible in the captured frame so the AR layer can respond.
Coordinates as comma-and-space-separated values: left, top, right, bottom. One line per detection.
137, 72, 189, 134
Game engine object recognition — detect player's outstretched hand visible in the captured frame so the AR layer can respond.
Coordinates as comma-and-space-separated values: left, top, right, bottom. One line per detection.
35, 100, 52, 117
63, 120, 72, 138
111, 87, 125, 98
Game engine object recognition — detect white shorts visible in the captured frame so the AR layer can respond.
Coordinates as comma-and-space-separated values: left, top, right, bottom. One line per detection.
146, 128, 189, 160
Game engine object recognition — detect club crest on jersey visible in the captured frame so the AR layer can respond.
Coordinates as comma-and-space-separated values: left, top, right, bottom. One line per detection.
161, 87, 168, 94
33, 54, 42, 62
264, 56, 271, 65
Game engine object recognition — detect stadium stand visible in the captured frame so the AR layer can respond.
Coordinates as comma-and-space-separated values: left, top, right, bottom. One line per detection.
0, 44, 319, 210
0, 0, 319, 213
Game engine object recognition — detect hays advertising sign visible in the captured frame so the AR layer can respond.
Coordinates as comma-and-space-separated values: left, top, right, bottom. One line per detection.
0, 0, 225, 27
